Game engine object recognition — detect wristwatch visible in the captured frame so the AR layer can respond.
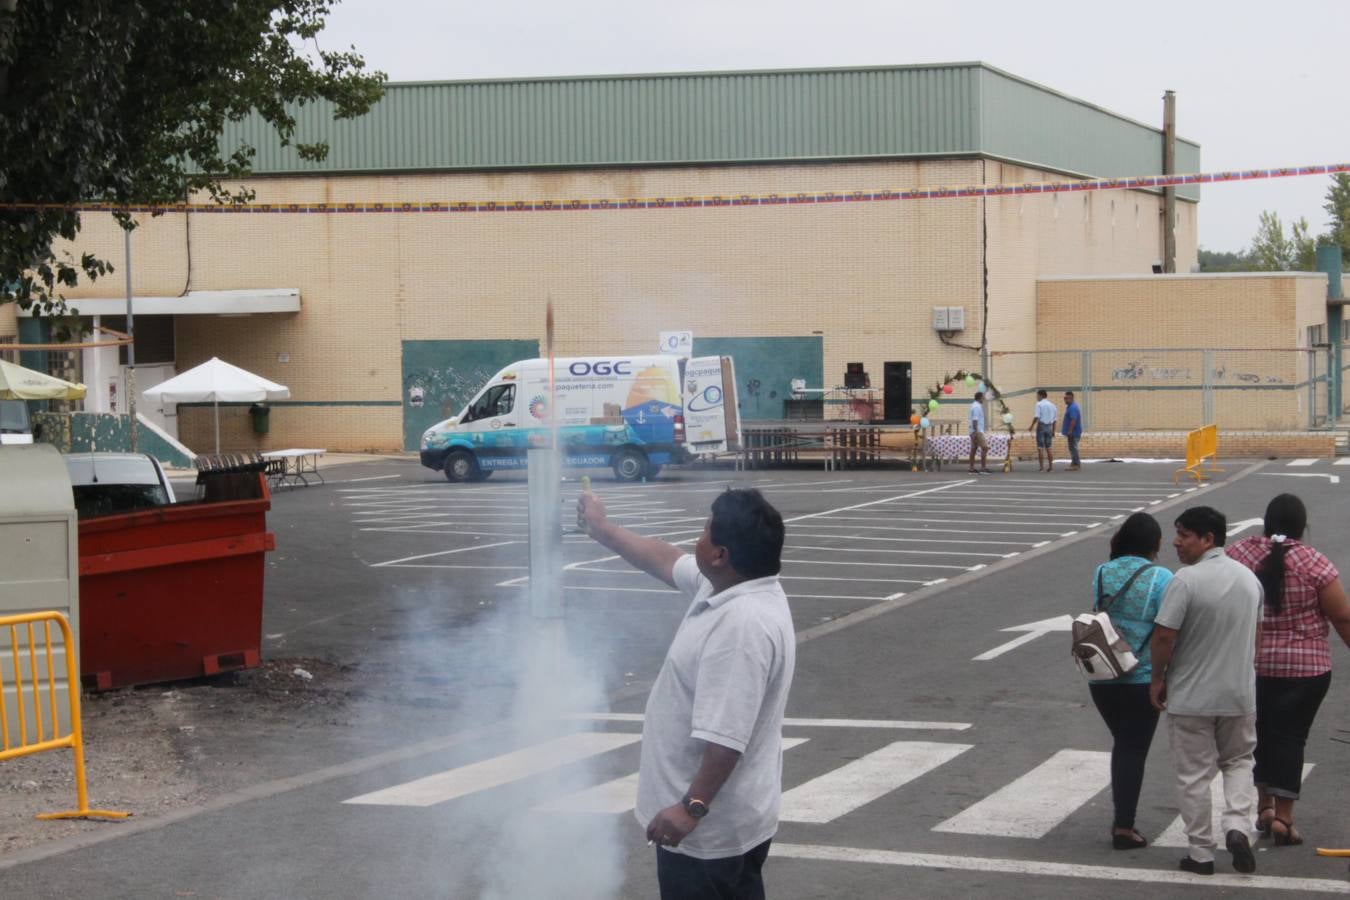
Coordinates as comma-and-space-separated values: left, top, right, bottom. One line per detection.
682, 793, 709, 819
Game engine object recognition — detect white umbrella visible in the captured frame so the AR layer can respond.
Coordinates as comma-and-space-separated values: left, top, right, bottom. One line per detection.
143, 357, 289, 453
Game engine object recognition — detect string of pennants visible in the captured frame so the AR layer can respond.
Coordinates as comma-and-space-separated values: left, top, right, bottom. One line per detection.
2, 163, 1346, 216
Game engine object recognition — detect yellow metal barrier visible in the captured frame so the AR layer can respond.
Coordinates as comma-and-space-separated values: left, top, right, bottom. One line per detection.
1173, 424, 1223, 484
0, 611, 129, 821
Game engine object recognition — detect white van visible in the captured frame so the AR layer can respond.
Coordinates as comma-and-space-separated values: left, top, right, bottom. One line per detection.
419, 354, 739, 482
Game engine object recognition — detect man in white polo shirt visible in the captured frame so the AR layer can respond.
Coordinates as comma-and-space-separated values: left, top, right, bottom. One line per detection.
967, 389, 991, 474
577, 487, 795, 899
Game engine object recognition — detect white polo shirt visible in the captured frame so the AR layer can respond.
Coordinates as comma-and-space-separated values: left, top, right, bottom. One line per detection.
635, 554, 796, 859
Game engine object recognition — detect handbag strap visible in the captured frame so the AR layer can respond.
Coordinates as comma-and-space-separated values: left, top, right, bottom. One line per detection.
1096, 562, 1153, 614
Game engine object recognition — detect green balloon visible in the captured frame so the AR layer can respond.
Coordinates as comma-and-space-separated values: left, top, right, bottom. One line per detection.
964, 374, 976, 387
927, 398, 939, 411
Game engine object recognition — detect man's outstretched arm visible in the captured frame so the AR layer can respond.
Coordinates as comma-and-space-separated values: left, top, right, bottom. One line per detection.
577, 490, 686, 588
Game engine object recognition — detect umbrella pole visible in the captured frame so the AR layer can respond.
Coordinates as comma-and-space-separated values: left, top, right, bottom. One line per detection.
214, 401, 220, 454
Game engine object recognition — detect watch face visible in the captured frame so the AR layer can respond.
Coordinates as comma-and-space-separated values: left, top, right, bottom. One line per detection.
684, 798, 709, 818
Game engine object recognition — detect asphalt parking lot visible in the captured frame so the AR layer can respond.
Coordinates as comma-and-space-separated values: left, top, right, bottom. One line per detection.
6, 453, 1349, 897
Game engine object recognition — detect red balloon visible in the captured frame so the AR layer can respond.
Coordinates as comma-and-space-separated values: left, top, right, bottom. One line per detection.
942, 383, 954, 394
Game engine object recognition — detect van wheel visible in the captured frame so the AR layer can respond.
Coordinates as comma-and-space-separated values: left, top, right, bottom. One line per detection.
611, 448, 648, 482
444, 450, 479, 483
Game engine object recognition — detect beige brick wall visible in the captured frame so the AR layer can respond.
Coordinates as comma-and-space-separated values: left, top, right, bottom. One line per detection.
1034, 274, 1327, 431
984, 161, 1197, 426
50, 159, 1196, 452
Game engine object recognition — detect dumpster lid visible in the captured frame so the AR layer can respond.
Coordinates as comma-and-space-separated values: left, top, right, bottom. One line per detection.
0, 444, 75, 516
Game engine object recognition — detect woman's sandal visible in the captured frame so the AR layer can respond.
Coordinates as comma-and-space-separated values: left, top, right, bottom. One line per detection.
1271, 817, 1304, 846
1256, 805, 1276, 835
1112, 829, 1148, 850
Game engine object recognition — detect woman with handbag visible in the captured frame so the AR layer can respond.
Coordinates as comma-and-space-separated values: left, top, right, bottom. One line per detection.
1226, 493, 1350, 846
1088, 512, 1174, 849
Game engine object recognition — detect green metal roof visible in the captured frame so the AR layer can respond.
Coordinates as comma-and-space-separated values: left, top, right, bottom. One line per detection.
220, 62, 1200, 197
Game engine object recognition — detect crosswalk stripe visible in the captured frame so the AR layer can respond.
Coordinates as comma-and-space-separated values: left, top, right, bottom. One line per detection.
1287, 458, 1317, 466
342, 732, 641, 807
1152, 763, 1314, 848
1335, 458, 1350, 466
780, 741, 973, 824
933, 749, 1110, 838
533, 738, 810, 814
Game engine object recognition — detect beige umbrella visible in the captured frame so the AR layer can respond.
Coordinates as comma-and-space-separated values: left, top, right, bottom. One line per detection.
0, 359, 87, 401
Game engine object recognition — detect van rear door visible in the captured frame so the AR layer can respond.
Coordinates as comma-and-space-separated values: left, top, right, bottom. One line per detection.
682, 356, 740, 454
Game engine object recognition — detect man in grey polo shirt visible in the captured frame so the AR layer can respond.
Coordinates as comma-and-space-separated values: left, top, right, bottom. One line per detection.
577, 487, 794, 900
1150, 505, 1262, 877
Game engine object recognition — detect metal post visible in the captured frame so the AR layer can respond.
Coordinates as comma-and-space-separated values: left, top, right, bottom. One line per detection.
1080, 351, 1092, 431
1201, 350, 1213, 424
123, 226, 137, 452
1162, 91, 1177, 274
527, 447, 562, 619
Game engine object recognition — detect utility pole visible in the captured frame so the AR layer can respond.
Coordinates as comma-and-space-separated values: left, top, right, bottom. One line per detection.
1162, 90, 1177, 274
124, 225, 137, 451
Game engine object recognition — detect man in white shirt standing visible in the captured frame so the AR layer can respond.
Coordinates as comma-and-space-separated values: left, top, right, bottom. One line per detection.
967, 390, 991, 475
577, 486, 795, 899
1026, 389, 1057, 472
1150, 505, 1262, 877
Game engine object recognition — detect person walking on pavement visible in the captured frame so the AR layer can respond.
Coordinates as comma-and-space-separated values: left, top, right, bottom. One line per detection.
1087, 513, 1174, 850
967, 390, 991, 475
1225, 493, 1350, 847
1026, 389, 1057, 472
1061, 391, 1083, 470
577, 487, 795, 900
1150, 506, 1262, 876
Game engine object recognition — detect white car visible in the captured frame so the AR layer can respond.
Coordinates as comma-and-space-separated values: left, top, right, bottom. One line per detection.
64, 452, 177, 518
0, 399, 33, 445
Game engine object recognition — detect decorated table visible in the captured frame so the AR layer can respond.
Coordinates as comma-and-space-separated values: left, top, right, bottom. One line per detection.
923, 432, 1015, 471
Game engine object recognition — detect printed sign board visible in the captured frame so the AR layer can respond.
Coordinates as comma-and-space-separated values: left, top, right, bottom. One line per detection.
659, 331, 693, 357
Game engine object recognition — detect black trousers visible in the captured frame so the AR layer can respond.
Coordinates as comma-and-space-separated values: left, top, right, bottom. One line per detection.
656, 839, 772, 900
1088, 682, 1160, 829
1255, 671, 1331, 799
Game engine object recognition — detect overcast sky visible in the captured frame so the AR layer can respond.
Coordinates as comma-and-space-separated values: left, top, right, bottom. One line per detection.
316, 0, 1348, 255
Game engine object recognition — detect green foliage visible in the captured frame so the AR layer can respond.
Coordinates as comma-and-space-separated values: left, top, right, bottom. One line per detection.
1247, 211, 1317, 272
0, 0, 385, 314
1324, 172, 1350, 261
1196, 248, 1249, 272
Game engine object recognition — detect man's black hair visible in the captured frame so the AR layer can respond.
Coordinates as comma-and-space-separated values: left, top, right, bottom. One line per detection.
1110, 512, 1162, 560
1064, 391, 1075, 399
1174, 506, 1227, 547
1036, 389, 1048, 399
974, 391, 985, 401
710, 488, 785, 579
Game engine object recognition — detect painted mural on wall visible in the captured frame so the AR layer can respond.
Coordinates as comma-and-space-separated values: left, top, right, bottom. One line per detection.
401, 339, 539, 451
690, 336, 824, 421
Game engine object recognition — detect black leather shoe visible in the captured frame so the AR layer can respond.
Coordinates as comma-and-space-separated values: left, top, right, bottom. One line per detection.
1227, 829, 1257, 873
1178, 856, 1215, 876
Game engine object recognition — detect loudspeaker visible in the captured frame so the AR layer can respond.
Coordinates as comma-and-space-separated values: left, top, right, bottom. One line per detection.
883, 361, 912, 423
844, 362, 869, 389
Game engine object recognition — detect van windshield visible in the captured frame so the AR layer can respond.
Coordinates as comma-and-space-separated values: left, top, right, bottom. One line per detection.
0, 400, 30, 433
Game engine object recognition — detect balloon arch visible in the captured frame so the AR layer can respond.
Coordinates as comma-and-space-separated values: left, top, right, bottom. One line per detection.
909, 369, 1016, 435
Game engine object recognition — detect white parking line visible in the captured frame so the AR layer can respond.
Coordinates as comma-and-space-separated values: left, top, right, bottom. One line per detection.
565, 713, 973, 730
1287, 458, 1317, 466
788, 545, 1009, 558
770, 844, 1350, 893
370, 540, 518, 567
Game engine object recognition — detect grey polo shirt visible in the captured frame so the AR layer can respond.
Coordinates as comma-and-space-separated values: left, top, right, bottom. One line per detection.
1154, 546, 1262, 716
635, 555, 796, 859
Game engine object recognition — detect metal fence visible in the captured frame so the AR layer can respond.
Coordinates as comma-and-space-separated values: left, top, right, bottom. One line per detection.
987, 347, 1333, 432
